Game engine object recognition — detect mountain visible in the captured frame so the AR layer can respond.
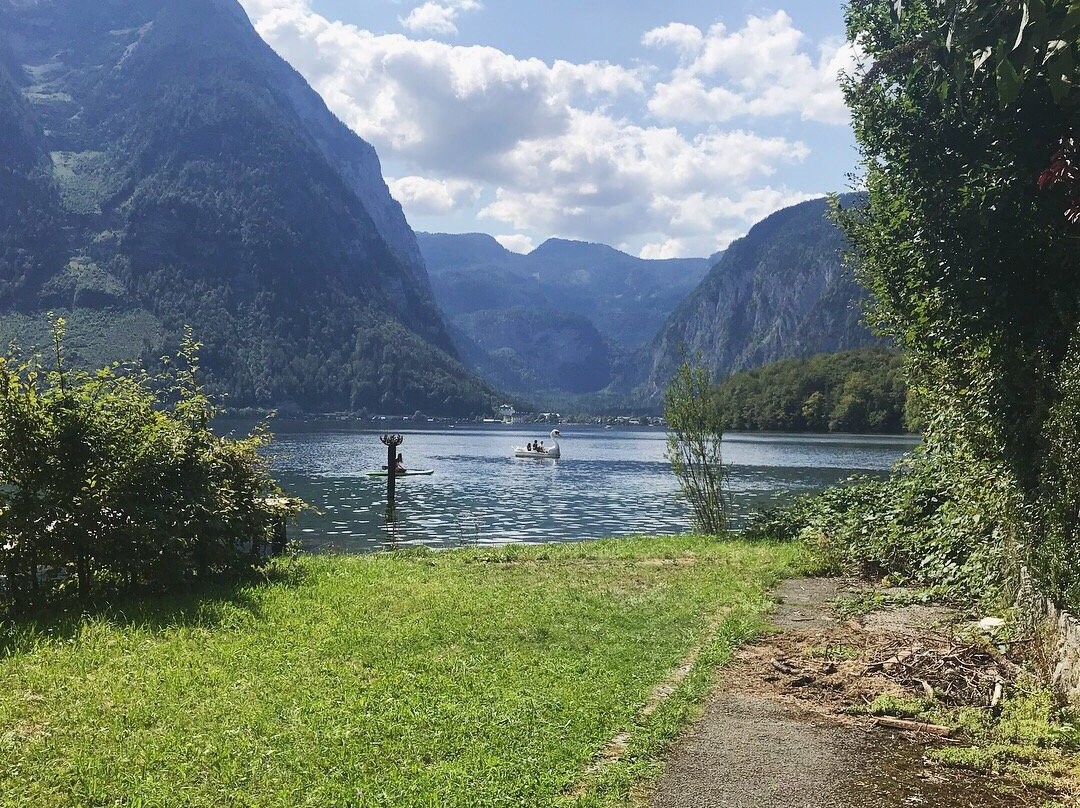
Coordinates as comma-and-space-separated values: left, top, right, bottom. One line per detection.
0, 0, 493, 415
451, 307, 612, 395
627, 194, 880, 402
419, 234, 713, 349
417, 232, 711, 396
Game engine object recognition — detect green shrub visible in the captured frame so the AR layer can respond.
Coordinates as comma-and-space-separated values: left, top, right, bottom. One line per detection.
0, 321, 300, 611
665, 360, 730, 535
841, 1, 1080, 611
746, 440, 1019, 606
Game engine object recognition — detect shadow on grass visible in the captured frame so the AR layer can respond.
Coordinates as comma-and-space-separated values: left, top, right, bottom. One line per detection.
0, 560, 311, 659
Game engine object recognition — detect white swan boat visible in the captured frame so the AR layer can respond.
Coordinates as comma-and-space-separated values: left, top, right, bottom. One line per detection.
514, 429, 561, 459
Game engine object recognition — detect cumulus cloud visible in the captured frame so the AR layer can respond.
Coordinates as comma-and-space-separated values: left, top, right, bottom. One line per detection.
478, 114, 810, 255
238, 0, 300, 16
400, 0, 481, 37
641, 23, 704, 55
641, 187, 823, 257
643, 12, 858, 125
387, 176, 480, 215
494, 234, 535, 254
239, 0, 842, 257
249, 7, 644, 172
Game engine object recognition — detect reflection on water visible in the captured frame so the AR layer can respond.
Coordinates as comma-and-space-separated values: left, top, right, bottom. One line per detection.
253, 422, 919, 554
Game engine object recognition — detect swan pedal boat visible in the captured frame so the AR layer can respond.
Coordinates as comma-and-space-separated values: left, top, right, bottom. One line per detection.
514, 429, 562, 459
365, 469, 435, 477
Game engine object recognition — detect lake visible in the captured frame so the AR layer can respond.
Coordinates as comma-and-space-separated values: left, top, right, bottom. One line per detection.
257, 422, 919, 553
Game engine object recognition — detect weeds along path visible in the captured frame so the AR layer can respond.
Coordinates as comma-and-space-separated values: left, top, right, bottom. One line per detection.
645, 579, 1056, 808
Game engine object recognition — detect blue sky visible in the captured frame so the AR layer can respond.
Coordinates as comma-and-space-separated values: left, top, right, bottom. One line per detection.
240, 0, 858, 257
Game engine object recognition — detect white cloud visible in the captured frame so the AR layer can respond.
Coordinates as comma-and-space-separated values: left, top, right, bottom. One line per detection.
641, 23, 704, 55
642, 188, 823, 256
400, 0, 481, 37
639, 238, 693, 260
387, 175, 480, 215
643, 12, 857, 126
478, 114, 810, 254
240, 0, 839, 257
239, 0, 302, 16
249, 8, 644, 172
494, 234, 535, 254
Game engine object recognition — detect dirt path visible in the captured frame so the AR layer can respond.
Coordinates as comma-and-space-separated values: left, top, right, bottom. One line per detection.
647, 578, 1044, 808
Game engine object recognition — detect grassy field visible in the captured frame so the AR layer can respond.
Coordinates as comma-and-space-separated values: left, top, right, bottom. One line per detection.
0, 536, 808, 807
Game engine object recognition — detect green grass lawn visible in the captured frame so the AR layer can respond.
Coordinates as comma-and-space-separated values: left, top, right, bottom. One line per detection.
0, 536, 808, 808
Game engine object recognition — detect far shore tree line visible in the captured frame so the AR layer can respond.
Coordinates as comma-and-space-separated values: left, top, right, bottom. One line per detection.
711, 348, 912, 434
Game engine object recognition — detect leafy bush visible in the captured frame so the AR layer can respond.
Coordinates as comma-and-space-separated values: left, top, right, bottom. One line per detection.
840, 1, 1080, 609
0, 321, 300, 612
1035, 333, 1080, 607
747, 440, 1020, 606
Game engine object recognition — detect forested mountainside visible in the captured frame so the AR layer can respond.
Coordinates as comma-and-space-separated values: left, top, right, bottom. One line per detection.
0, 0, 493, 414
713, 348, 910, 434
418, 232, 711, 396
625, 194, 881, 403
449, 308, 612, 396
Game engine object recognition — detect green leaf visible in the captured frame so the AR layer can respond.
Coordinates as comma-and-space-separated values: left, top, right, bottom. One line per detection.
1062, 3, 1080, 35
1046, 47, 1074, 103
996, 55, 1023, 104
938, 78, 951, 104
973, 46, 995, 74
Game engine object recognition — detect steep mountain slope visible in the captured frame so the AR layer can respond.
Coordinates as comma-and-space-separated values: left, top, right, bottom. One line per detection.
0, 50, 67, 302
628, 194, 880, 401
0, 0, 492, 414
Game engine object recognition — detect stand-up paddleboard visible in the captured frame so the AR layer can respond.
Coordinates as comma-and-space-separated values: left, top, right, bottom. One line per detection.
365, 469, 435, 477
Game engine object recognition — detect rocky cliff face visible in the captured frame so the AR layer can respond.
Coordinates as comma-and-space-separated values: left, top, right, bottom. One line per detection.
628, 194, 881, 402
0, 0, 491, 413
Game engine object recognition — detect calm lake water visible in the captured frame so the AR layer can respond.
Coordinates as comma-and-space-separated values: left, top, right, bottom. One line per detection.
252, 422, 919, 554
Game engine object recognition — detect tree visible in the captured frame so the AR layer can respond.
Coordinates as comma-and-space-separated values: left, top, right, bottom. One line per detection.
842, 0, 1080, 603
664, 360, 729, 535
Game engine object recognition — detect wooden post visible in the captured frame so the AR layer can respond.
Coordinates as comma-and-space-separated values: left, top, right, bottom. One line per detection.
380, 434, 404, 521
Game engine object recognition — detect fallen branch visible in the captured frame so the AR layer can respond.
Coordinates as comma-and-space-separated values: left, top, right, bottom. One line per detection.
874, 716, 952, 736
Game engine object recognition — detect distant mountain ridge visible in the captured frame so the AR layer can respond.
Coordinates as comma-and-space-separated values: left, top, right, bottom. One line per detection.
419, 233, 714, 349
625, 193, 881, 402
418, 232, 712, 397
0, 0, 492, 414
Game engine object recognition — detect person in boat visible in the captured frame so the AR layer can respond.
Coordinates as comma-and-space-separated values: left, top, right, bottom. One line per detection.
527, 441, 535, 452
395, 453, 407, 473
538, 441, 545, 453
